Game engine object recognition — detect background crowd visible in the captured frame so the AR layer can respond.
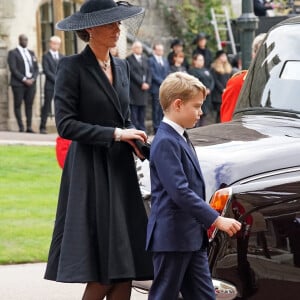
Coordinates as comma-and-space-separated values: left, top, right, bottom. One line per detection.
8, 30, 245, 136
125, 32, 243, 134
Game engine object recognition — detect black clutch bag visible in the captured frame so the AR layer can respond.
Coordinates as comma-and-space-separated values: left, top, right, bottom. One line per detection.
133, 139, 151, 160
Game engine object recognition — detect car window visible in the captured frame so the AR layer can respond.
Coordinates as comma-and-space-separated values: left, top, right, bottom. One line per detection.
280, 61, 300, 80
236, 23, 300, 114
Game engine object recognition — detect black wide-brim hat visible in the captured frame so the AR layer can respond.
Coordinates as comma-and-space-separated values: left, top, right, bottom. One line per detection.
56, 0, 145, 31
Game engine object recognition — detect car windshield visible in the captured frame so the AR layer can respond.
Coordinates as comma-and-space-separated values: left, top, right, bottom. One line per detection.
235, 20, 300, 115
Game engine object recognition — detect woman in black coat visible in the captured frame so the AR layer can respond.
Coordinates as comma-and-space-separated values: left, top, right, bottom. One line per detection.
210, 50, 233, 123
44, 1, 153, 299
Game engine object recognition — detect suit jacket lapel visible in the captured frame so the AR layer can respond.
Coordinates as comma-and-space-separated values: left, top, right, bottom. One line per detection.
48, 52, 58, 67
82, 46, 123, 120
160, 122, 204, 181
131, 55, 144, 75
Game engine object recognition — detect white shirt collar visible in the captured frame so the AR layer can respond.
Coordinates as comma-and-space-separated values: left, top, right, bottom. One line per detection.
17, 45, 28, 53
163, 117, 185, 139
154, 55, 163, 64
134, 54, 142, 60
49, 49, 58, 55
49, 49, 59, 59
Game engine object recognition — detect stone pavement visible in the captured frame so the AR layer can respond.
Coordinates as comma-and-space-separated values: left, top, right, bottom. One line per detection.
0, 130, 57, 146
0, 130, 149, 300
0, 263, 149, 300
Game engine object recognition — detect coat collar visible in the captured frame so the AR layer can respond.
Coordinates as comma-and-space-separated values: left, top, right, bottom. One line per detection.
159, 122, 204, 180
81, 45, 123, 121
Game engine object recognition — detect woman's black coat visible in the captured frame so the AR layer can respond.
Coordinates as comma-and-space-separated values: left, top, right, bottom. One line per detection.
44, 46, 153, 283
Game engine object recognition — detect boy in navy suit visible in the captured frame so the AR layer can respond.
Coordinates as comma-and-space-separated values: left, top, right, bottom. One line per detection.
146, 72, 241, 300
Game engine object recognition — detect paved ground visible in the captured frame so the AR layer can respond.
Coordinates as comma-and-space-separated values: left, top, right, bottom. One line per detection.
0, 130, 149, 300
0, 263, 149, 300
0, 130, 57, 146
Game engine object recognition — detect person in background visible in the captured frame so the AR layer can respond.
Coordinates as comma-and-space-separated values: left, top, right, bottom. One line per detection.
147, 72, 241, 300
40, 36, 63, 134
210, 50, 232, 123
126, 40, 151, 131
188, 53, 215, 126
253, 0, 276, 16
44, 1, 153, 299
148, 42, 170, 134
167, 38, 189, 70
169, 51, 187, 73
7, 34, 39, 133
192, 32, 213, 69
229, 53, 242, 75
220, 33, 267, 122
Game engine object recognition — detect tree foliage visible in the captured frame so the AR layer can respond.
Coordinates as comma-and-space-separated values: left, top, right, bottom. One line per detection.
158, 0, 224, 56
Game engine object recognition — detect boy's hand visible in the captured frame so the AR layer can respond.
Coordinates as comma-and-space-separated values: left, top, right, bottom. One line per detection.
213, 216, 241, 237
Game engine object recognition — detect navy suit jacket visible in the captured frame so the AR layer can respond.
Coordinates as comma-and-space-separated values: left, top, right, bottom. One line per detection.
148, 55, 170, 95
146, 122, 219, 252
126, 54, 152, 106
42, 51, 64, 91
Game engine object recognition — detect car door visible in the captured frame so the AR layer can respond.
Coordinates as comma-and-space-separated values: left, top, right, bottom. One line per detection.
208, 169, 300, 299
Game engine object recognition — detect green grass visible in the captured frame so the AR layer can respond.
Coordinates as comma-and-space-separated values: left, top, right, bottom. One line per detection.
0, 145, 61, 264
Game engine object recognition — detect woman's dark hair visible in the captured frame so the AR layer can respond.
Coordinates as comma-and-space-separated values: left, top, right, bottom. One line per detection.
192, 53, 204, 61
76, 29, 90, 42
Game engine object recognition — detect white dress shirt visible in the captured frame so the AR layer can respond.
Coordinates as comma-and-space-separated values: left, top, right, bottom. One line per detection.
17, 46, 33, 78
154, 55, 164, 66
162, 117, 186, 142
50, 50, 59, 60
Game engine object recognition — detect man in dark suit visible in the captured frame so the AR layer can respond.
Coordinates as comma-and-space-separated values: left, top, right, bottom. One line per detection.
148, 42, 170, 134
7, 34, 39, 133
253, 0, 275, 16
126, 41, 151, 131
40, 36, 63, 134
147, 72, 241, 299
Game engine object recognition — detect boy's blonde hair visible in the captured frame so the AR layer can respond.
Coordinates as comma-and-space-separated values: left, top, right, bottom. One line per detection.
159, 72, 206, 111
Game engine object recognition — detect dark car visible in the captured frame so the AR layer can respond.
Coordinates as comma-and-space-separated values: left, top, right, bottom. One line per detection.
135, 16, 300, 300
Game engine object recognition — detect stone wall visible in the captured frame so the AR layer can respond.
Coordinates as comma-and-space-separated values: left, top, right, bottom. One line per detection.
132, 0, 182, 50
0, 39, 8, 130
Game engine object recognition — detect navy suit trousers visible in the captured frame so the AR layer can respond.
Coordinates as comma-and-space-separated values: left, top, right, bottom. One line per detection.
149, 250, 215, 300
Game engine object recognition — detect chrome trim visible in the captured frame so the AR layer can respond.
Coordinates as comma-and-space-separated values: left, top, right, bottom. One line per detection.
212, 279, 238, 300
239, 166, 300, 185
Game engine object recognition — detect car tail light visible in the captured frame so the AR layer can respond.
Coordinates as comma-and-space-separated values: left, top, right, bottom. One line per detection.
208, 187, 232, 240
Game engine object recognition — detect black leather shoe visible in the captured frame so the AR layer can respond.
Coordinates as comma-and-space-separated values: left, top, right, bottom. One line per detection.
26, 128, 36, 133
19, 128, 24, 132
40, 128, 47, 134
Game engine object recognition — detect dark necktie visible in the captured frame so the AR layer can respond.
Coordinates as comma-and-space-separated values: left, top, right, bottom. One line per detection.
183, 130, 197, 157
53, 53, 59, 61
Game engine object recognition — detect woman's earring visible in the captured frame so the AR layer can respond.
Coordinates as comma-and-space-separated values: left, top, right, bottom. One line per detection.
89, 32, 93, 41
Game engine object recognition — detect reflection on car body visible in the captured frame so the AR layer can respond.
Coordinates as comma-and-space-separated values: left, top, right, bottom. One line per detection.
136, 16, 300, 299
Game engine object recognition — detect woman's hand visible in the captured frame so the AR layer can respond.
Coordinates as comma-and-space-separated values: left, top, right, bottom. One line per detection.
114, 128, 148, 159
